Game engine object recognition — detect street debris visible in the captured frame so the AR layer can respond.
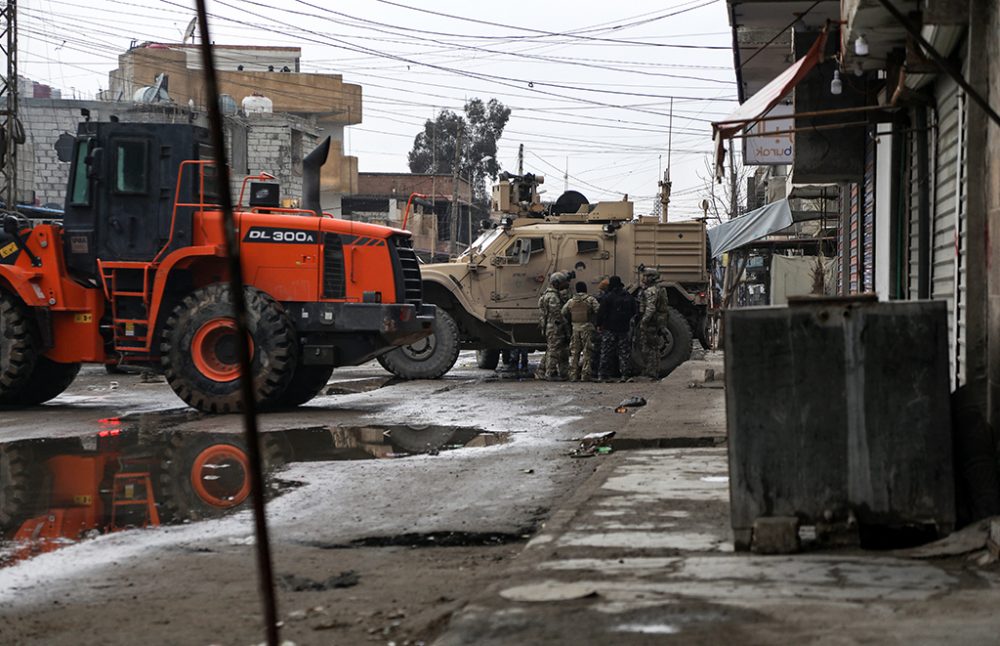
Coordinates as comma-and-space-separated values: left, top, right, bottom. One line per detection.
614, 396, 647, 413
570, 431, 616, 458
894, 515, 1000, 560
277, 570, 360, 592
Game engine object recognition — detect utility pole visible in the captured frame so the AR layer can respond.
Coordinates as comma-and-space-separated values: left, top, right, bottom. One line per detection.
564, 156, 568, 192
449, 126, 462, 257
658, 97, 673, 223
728, 145, 738, 219
1, 0, 18, 211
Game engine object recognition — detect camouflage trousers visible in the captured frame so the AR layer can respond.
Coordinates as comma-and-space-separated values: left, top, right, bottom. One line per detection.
568, 323, 595, 381
638, 315, 669, 377
539, 323, 569, 379
598, 330, 631, 379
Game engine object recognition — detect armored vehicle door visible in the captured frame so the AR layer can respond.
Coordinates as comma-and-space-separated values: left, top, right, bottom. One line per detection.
561, 233, 610, 291
489, 235, 553, 320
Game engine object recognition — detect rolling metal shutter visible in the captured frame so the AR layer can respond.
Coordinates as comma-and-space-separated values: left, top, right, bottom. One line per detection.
931, 76, 967, 386
862, 134, 875, 293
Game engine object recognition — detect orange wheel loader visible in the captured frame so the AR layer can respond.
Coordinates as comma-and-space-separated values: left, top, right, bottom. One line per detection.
0, 121, 434, 412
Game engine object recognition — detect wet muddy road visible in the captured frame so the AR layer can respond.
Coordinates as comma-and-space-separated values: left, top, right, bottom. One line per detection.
0, 352, 648, 645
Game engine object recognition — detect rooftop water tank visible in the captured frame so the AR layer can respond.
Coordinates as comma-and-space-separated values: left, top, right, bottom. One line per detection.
242, 93, 273, 114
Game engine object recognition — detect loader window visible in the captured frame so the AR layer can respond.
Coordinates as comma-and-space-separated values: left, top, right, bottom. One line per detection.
576, 239, 600, 254
113, 139, 148, 194
69, 139, 92, 205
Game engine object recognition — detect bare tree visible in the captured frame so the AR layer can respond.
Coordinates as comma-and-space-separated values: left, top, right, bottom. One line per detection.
696, 153, 753, 222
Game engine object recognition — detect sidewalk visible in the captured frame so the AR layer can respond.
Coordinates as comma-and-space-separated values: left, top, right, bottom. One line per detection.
434, 354, 1000, 645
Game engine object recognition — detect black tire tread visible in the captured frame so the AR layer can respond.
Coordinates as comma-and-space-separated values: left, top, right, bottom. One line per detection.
377, 308, 460, 380
0, 291, 39, 406
160, 284, 298, 413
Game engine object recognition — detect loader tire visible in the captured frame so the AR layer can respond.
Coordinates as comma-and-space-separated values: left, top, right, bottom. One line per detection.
161, 284, 298, 413
158, 432, 287, 522
0, 444, 43, 533
0, 291, 39, 406
475, 349, 501, 370
377, 308, 460, 380
15, 357, 80, 406
274, 364, 334, 407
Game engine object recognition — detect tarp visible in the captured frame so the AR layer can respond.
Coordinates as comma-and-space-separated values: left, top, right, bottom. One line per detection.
769, 254, 837, 304
707, 199, 793, 258
711, 30, 828, 177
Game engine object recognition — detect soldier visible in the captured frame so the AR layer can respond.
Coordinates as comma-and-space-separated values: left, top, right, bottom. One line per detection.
536, 272, 570, 380
637, 267, 670, 378
561, 282, 600, 381
596, 275, 636, 381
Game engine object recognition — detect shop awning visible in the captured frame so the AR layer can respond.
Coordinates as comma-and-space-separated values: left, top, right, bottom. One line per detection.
712, 31, 828, 178
707, 199, 794, 258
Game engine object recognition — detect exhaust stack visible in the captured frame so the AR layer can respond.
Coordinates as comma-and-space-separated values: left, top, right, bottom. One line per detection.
302, 136, 331, 217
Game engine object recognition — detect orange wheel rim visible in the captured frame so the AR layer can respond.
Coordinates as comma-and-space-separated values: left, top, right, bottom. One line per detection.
190, 444, 251, 509
191, 318, 252, 382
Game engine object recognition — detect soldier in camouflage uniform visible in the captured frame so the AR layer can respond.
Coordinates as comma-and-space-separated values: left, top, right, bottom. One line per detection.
637, 267, 671, 378
561, 281, 600, 381
536, 272, 570, 380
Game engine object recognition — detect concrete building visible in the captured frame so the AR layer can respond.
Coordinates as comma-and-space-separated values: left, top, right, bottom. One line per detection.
342, 172, 475, 261
103, 42, 360, 213
19, 42, 361, 212
717, 0, 1000, 420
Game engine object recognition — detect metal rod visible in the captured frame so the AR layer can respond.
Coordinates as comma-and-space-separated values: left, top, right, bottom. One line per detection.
192, 4, 280, 645
715, 104, 892, 127
874, 0, 1000, 128
730, 120, 871, 139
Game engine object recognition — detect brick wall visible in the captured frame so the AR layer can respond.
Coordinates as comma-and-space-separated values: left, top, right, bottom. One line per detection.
356, 173, 472, 202
18, 99, 344, 208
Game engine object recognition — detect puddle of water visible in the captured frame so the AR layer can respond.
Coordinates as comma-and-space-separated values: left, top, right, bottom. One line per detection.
700, 476, 729, 483
0, 421, 505, 566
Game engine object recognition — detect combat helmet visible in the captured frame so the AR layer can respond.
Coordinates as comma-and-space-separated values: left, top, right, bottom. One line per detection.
549, 271, 568, 286
642, 267, 660, 283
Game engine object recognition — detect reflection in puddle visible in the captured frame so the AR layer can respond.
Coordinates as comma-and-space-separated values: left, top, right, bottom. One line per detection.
0, 421, 505, 566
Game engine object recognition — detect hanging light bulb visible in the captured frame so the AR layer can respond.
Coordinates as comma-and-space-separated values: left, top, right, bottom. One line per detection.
831, 69, 843, 95
854, 34, 870, 57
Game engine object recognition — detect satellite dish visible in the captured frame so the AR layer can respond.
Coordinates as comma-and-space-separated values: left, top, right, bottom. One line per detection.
182, 17, 197, 44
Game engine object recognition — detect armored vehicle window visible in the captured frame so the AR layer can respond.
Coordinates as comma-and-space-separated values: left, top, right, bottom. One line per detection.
576, 239, 599, 254
69, 139, 92, 205
113, 139, 148, 194
526, 238, 545, 254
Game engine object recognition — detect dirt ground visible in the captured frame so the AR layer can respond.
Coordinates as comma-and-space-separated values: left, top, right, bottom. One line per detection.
1, 541, 526, 646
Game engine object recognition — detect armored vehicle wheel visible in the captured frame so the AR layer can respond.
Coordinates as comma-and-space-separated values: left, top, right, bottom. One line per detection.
377, 308, 460, 380
15, 357, 81, 406
475, 349, 501, 370
161, 284, 298, 413
274, 364, 334, 407
158, 433, 286, 522
0, 291, 39, 406
631, 306, 693, 378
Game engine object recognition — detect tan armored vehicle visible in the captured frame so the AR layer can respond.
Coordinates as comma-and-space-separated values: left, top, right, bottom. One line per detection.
377, 173, 710, 379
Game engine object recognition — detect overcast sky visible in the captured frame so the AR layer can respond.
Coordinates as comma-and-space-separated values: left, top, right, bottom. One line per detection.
20, 0, 739, 218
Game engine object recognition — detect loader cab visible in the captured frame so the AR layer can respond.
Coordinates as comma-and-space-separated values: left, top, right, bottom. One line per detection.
62, 122, 213, 280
